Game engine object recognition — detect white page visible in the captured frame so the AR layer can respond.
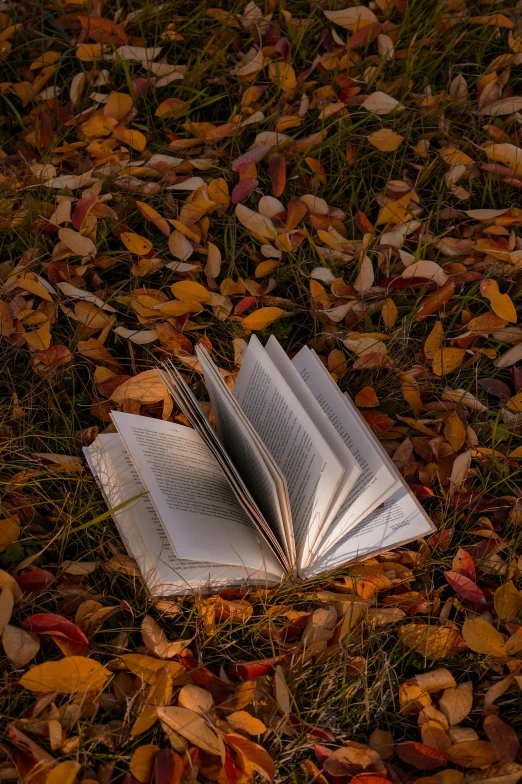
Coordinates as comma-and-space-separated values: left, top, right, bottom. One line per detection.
264, 336, 361, 530
292, 347, 400, 554
233, 336, 344, 569
195, 347, 294, 561
85, 435, 283, 596
301, 486, 434, 578
158, 362, 288, 567
111, 412, 281, 573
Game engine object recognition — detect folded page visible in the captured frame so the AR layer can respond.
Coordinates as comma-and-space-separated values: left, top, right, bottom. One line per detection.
85, 434, 283, 595
195, 347, 294, 562
301, 486, 434, 578
158, 362, 288, 567
111, 412, 281, 574
264, 336, 361, 533
233, 336, 345, 569
292, 347, 400, 555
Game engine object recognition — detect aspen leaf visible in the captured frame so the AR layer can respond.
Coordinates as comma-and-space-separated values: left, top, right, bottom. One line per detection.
130, 745, 160, 783
45, 761, 81, 784
236, 204, 277, 239
400, 624, 466, 658
403, 261, 448, 287
111, 369, 169, 404
447, 740, 498, 768
362, 92, 404, 116
324, 6, 378, 31
170, 280, 210, 302
157, 706, 225, 758
494, 581, 522, 622
414, 669, 457, 692
136, 202, 171, 237
425, 321, 444, 360
119, 653, 184, 684
462, 618, 506, 656
268, 62, 296, 90
439, 682, 473, 726
396, 741, 446, 770
19, 655, 110, 693
58, 227, 95, 256
484, 144, 522, 176
178, 683, 214, 714
355, 386, 379, 407
444, 411, 466, 452
103, 91, 133, 120
368, 128, 404, 151
168, 230, 193, 260
0, 587, 14, 635
227, 711, 266, 735
432, 348, 466, 376
450, 450, 472, 490
483, 716, 520, 764
112, 125, 147, 151
0, 516, 20, 552
354, 255, 374, 293
225, 733, 275, 782
369, 727, 394, 759
274, 664, 291, 715
131, 665, 172, 735
121, 232, 153, 256
141, 615, 187, 658
480, 280, 517, 324
382, 298, 397, 329
242, 307, 284, 330
3, 624, 40, 667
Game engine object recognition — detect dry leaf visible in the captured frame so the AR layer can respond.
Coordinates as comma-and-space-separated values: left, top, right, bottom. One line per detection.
157, 706, 225, 758
461, 618, 506, 656
19, 656, 110, 693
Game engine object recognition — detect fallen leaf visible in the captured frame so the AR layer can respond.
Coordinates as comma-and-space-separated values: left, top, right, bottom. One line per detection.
19, 656, 110, 693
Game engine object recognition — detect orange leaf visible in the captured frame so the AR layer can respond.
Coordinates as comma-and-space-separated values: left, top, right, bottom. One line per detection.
480, 280, 517, 323
355, 386, 380, 408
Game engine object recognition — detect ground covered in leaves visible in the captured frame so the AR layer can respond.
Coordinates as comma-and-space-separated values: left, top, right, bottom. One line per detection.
2, 0, 522, 782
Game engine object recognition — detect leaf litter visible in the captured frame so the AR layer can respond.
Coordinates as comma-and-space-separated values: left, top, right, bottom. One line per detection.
1, 0, 522, 782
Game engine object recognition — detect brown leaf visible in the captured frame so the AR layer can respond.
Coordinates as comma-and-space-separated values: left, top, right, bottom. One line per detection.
438, 682, 473, 725
447, 740, 498, 768
494, 581, 522, 622
157, 706, 225, 757
483, 716, 520, 763
130, 744, 160, 783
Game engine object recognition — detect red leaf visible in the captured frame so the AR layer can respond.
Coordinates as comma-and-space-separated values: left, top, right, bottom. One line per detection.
396, 742, 446, 770
361, 411, 393, 434
21, 613, 90, 655
351, 777, 394, 784
231, 179, 258, 204
268, 154, 286, 197
154, 748, 183, 784
452, 492, 512, 512
77, 14, 128, 45
479, 378, 511, 399
409, 485, 435, 499
15, 570, 54, 594
348, 22, 383, 49
286, 199, 308, 231
234, 296, 257, 315
452, 547, 476, 581
232, 146, 271, 172
381, 277, 438, 291
228, 656, 283, 680
445, 571, 486, 610
355, 210, 374, 235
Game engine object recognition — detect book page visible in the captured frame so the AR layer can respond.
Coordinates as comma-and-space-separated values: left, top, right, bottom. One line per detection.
301, 486, 434, 578
264, 336, 361, 531
292, 347, 400, 554
233, 336, 345, 569
195, 347, 294, 562
157, 363, 288, 567
85, 435, 283, 596
111, 412, 282, 574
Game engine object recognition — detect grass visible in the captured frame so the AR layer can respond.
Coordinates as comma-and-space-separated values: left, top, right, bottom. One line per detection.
1, 0, 522, 781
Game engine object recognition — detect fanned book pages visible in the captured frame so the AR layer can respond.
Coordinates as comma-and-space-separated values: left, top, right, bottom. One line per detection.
84, 336, 435, 596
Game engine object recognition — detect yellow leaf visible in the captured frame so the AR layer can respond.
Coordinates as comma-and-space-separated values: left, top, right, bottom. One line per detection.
208, 178, 230, 208
480, 279, 517, 323
58, 227, 96, 256
130, 745, 160, 784
157, 706, 225, 758
382, 298, 397, 329
104, 92, 133, 120
462, 618, 506, 656
484, 143, 522, 176
136, 201, 171, 237
424, 321, 444, 360
111, 370, 169, 405
438, 682, 473, 726
131, 665, 172, 735
16, 274, 53, 301
178, 683, 214, 713
225, 734, 275, 782
170, 280, 210, 302
506, 391, 522, 412
20, 656, 110, 693
74, 301, 113, 330
45, 761, 81, 784
119, 653, 184, 684
0, 517, 20, 552
227, 711, 267, 735
323, 6, 378, 30
494, 581, 522, 622
76, 43, 104, 61
368, 128, 404, 151
112, 125, 147, 151
121, 232, 153, 256
400, 624, 466, 659
432, 347, 466, 376
444, 411, 466, 452
268, 62, 297, 90
242, 307, 284, 330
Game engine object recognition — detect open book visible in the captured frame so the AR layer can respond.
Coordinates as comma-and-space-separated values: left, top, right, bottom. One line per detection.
84, 336, 435, 596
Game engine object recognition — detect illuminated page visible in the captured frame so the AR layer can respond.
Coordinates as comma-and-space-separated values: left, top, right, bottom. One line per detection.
301, 487, 434, 578
233, 336, 344, 569
292, 346, 400, 555
111, 412, 281, 573
85, 434, 283, 595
